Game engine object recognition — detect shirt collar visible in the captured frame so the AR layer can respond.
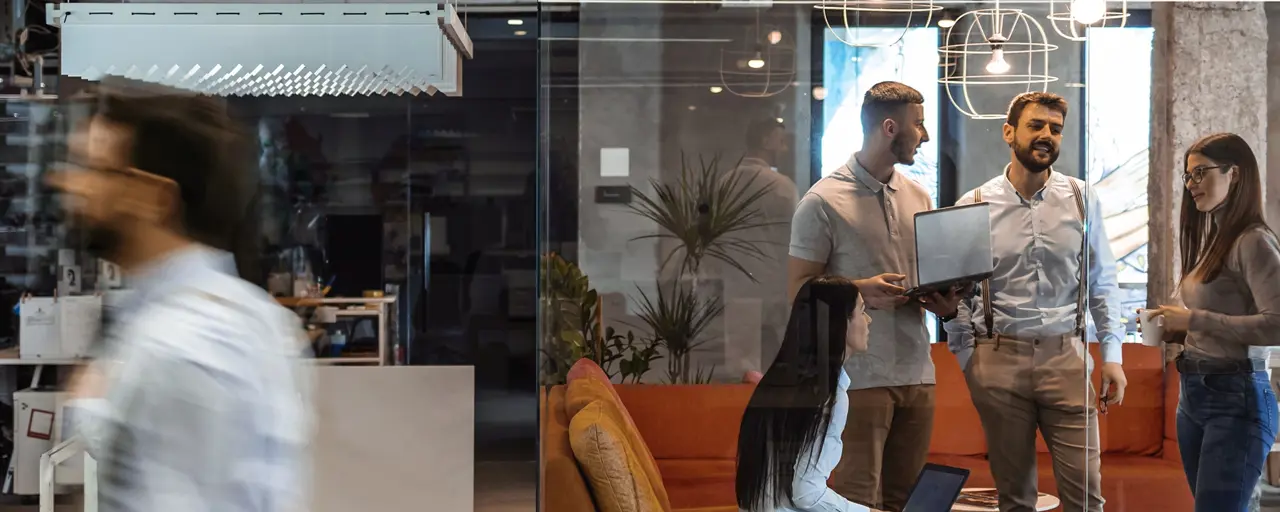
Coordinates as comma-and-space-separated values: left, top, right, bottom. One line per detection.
119, 244, 238, 315
849, 153, 899, 193
837, 368, 851, 391
1000, 164, 1060, 201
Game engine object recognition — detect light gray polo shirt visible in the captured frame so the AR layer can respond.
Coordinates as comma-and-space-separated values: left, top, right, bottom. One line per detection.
789, 153, 934, 390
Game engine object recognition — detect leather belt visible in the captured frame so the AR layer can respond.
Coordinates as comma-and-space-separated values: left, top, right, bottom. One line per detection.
1175, 355, 1265, 375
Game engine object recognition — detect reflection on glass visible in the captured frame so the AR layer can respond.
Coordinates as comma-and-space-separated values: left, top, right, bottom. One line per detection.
821, 27, 939, 202
1086, 26, 1154, 338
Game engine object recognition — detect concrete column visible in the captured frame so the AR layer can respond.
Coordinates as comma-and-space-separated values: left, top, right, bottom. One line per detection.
1149, 1, 1267, 307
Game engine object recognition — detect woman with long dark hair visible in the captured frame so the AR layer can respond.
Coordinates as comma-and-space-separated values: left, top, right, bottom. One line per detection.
736, 275, 875, 512
1145, 133, 1280, 511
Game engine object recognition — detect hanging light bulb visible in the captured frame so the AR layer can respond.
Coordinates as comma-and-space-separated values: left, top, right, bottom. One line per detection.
747, 50, 766, 69
767, 30, 783, 45
937, 16, 955, 29
812, 86, 827, 101
986, 48, 1010, 74
709, 86, 723, 94
1070, 0, 1107, 25
985, 35, 1011, 75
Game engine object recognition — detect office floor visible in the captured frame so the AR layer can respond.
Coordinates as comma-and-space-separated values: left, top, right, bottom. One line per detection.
0, 461, 540, 512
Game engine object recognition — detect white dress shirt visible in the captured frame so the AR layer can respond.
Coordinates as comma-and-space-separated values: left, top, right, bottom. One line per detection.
758, 369, 872, 512
944, 169, 1125, 367
70, 246, 314, 512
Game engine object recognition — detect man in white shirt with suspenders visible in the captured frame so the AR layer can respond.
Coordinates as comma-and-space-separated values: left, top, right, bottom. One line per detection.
944, 92, 1129, 512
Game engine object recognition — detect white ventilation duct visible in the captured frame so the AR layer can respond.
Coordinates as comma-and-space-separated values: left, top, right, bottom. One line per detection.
49, 3, 474, 97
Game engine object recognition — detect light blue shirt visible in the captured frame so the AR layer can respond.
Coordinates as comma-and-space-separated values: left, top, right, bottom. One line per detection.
69, 246, 313, 512
944, 169, 1125, 367
763, 369, 871, 512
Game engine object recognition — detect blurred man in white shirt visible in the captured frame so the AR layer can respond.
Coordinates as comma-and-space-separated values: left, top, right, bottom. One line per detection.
50, 79, 313, 512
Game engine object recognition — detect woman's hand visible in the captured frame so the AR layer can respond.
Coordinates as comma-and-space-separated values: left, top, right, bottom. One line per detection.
1146, 305, 1192, 334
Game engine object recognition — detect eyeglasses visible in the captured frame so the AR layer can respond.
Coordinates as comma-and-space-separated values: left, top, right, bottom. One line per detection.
1183, 165, 1228, 185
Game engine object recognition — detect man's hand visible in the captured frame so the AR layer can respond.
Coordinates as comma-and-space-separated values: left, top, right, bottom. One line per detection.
1099, 362, 1127, 407
918, 285, 965, 317
854, 273, 909, 310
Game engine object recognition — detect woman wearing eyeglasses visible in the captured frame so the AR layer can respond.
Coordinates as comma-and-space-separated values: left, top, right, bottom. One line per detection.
1144, 133, 1280, 511
735, 275, 881, 512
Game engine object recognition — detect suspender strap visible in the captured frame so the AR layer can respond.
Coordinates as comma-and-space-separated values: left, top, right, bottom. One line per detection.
974, 179, 1090, 339
975, 188, 994, 338
1067, 179, 1088, 338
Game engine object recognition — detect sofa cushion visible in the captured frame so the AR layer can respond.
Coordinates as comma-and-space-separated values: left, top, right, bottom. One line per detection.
614, 384, 755, 461
569, 400, 666, 512
930, 344, 987, 456
567, 370, 673, 512
542, 386, 600, 512
655, 459, 737, 510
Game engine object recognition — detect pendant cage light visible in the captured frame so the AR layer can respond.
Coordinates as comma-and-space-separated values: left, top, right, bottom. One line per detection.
939, 5, 1058, 120
50, 2, 474, 97
1046, 0, 1129, 42
816, 0, 941, 48
719, 11, 796, 98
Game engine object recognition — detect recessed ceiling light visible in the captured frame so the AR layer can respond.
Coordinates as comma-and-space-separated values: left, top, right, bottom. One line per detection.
508, 19, 524, 26
514, 30, 527, 36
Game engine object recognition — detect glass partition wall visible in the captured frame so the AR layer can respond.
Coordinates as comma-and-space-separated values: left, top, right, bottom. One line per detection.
0, 6, 540, 509
535, 2, 1265, 512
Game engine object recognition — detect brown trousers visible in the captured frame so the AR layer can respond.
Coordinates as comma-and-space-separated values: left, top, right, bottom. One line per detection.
965, 335, 1103, 512
830, 384, 935, 512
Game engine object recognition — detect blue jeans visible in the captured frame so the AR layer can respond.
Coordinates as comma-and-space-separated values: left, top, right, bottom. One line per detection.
1177, 370, 1279, 512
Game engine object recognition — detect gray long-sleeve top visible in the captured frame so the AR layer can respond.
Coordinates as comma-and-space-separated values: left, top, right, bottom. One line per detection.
1181, 225, 1280, 361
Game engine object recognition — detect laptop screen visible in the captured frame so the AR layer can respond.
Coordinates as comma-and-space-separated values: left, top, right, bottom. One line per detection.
914, 203, 993, 287
903, 464, 969, 512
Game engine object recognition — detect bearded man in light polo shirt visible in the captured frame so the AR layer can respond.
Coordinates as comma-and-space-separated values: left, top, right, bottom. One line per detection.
788, 81, 963, 512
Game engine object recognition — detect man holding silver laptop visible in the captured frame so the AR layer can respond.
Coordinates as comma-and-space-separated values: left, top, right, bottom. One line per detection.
789, 81, 964, 512
944, 92, 1128, 512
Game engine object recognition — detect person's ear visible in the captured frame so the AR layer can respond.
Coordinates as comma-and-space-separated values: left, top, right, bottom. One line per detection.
1229, 165, 1240, 184
1002, 123, 1015, 146
882, 117, 897, 138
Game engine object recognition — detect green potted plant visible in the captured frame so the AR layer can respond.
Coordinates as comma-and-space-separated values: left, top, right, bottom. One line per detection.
626, 153, 778, 383
539, 252, 661, 385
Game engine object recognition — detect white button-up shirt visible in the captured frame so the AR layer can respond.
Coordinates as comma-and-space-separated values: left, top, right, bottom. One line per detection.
944, 169, 1125, 366
70, 245, 313, 512
760, 369, 871, 512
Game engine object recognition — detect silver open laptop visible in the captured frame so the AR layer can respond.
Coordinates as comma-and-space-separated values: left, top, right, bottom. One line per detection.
904, 202, 994, 298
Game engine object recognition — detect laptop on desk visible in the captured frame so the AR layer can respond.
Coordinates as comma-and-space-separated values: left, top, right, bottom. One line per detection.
902, 463, 971, 512
903, 202, 994, 299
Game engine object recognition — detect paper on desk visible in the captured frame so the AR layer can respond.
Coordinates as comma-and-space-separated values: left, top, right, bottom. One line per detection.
19, 298, 58, 358
59, 296, 102, 359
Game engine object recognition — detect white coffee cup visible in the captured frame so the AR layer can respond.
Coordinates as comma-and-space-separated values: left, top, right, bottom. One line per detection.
1139, 310, 1165, 347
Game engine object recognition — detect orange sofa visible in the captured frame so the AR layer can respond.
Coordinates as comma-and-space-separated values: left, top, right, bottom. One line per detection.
927, 343, 1193, 511
544, 344, 1197, 511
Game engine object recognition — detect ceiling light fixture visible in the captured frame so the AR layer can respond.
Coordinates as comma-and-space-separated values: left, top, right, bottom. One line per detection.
939, 4, 1058, 120
767, 30, 783, 45
508, 19, 524, 26
1046, 0, 1128, 42
709, 86, 723, 93
937, 18, 955, 28
51, 3, 473, 97
719, 9, 795, 98
817, 0, 941, 48
747, 51, 766, 69
812, 86, 827, 100
1070, 0, 1106, 24
514, 30, 527, 36
985, 36, 1011, 74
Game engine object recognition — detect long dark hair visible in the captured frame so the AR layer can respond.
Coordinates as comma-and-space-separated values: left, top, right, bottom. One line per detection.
1180, 133, 1272, 282
736, 275, 860, 511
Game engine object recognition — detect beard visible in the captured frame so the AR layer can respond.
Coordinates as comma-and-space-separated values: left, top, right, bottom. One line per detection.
66, 218, 124, 261
1013, 138, 1059, 172
890, 133, 917, 165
